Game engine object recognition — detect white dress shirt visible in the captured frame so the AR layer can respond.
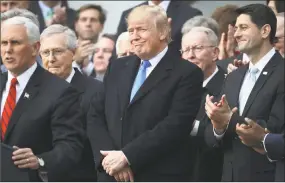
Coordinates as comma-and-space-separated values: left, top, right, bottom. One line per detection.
38, 1, 61, 25
214, 48, 276, 139
190, 66, 219, 136
148, 0, 171, 12
1, 63, 37, 116
65, 68, 75, 83
142, 46, 168, 78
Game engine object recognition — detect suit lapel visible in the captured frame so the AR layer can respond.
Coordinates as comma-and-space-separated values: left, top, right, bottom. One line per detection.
232, 65, 248, 108
242, 53, 280, 116
129, 50, 173, 105
70, 69, 86, 93
4, 66, 43, 141
117, 56, 141, 115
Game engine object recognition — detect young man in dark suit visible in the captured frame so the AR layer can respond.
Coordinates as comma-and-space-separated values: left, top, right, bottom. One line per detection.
0, 17, 84, 181
181, 26, 225, 182
205, 4, 284, 182
116, 0, 202, 55
88, 5, 203, 182
40, 24, 103, 181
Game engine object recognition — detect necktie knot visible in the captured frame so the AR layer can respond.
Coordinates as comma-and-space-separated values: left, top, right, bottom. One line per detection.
142, 60, 151, 69
249, 67, 259, 75
11, 78, 18, 86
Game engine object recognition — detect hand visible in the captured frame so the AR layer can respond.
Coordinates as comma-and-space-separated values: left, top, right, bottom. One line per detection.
236, 118, 268, 147
101, 150, 128, 176
227, 59, 248, 74
225, 24, 236, 58
227, 63, 237, 74
114, 167, 134, 182
12, 147, 39, 170
205, 94, 237, 130
73, 40, 95, 66
51, 7, 67, 25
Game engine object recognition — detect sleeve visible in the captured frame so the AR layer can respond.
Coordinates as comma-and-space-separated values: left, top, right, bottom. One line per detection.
264, 133, 285, 161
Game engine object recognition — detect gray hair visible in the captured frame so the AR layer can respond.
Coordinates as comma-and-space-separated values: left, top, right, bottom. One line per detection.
185, 26, 219, 46
181, 16, 220, 39
1, 8, 40, 27
40, 24, 77, 50
127, 5, 172, 43
116, 32, 129, 52
1, 16, 40, 44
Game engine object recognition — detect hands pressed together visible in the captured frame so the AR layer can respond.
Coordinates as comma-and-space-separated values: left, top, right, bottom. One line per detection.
101, 150, 134, 182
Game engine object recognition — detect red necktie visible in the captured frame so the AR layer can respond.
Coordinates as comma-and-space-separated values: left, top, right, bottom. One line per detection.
1, 78, 17, 140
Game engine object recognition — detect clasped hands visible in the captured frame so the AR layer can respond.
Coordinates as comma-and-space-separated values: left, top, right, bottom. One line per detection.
205, 94, 268, 154
101, 150, 134, 182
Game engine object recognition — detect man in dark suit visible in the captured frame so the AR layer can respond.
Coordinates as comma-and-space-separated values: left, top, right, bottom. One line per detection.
28, 0, 76, 33
87, 5, 203, 182
236, 118, 284, 182
181, 26, 225, 181
116, 0, 202, 55
39, 24, 103, 181
204, 4, 284, 182
0, 17, 85, 181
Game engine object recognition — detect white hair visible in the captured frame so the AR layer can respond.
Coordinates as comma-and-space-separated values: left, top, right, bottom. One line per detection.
116, 32, 129, 53
1, 8, 40, 27
185, 26, 219, 46
181, 16, 220, 39
2, 16, 40, 44
40, 24, 77, 50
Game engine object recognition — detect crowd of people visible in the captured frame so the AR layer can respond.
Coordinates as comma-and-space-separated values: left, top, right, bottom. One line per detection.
0, 0, 284, 182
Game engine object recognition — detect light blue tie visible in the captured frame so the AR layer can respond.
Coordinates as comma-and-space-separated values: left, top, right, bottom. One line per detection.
130, 60, 151, 102
239, 67, 259, 115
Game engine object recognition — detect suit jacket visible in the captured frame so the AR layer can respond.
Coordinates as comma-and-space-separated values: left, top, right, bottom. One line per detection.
0, 66, 85, 181
205, 52, 285, 181
28, 1, 76, 33
116, 1, 202, 55
87, 48, 203, 181
61, 69, 103, 181
216, 53, 243, 72
265, 133, 284, 182
191, 66, 225, 182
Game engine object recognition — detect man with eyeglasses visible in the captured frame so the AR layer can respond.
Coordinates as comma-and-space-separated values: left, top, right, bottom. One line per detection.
40, 24, 103, 181
181, 26, 225, 182
274, 12, 284, 58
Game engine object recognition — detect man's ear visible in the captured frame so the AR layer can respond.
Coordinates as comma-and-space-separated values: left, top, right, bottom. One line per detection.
261, 24, 271, 40
31, 41, 41, 57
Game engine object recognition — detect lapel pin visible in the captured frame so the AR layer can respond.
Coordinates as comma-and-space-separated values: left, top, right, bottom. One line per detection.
262, 71, 268, 75
24, 92, 30, 99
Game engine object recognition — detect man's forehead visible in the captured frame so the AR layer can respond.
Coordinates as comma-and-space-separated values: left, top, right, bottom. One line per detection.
236, 14, 252, 24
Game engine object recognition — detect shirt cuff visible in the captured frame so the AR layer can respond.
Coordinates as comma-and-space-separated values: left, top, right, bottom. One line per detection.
213, 124, 228, 140
82, 62, 94, 76
263, 133, 277, 162
190, 120, 200, 136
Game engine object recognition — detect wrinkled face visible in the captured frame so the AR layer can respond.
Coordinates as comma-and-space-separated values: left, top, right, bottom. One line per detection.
127, 13, 166, 60
75, 9, 103, 41
275, 17, 284, 57
234, 14, 268, 54
1, 24, 38, 76
267, 0, 277, 14
40, 34, 74, 79
117, 39, 134, 58
181, 31, 218, 75
93, 37, 114, 73
0, 0, 28, 13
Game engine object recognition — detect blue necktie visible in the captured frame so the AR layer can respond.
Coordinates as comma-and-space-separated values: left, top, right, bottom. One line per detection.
130, 60, 151, 102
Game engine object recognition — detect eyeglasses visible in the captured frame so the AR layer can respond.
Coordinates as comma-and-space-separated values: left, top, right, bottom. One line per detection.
180, 45, 215, 55
274, 36, 284, 44
40, 48, 68, 57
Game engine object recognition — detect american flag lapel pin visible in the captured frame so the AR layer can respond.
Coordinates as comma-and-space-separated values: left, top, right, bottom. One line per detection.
24, 92, 30, 99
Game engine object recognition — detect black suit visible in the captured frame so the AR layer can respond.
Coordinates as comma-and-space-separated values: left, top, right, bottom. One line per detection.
0, 66, 85, 181
29, 1, 76, 33
61, 69, 103, 181
191, 67, 225, 182
87, 48, 203, 181
116, 1, 202, 55
205, 52, 284, 181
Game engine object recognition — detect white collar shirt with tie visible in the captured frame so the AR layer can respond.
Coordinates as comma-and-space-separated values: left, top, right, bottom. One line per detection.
148, 0, 171, 12
1, 62, 37, 116
238, 48, 276, 115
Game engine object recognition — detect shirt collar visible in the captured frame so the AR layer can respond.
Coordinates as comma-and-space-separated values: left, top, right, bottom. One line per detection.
65, 68, 76, 83
7, 62, 37, 90
141, 46, 168, 68
242, 53, 250, 63
248, 48, 275, 72
148, 0, 171, 12
203, 66, 218, 87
